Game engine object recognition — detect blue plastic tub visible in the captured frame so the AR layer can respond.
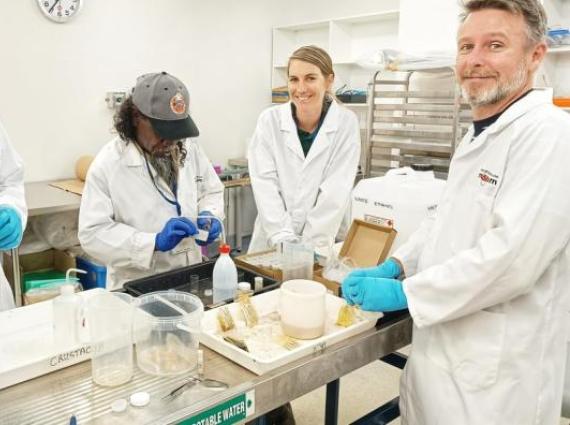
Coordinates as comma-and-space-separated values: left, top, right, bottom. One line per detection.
75, 256, 107, 289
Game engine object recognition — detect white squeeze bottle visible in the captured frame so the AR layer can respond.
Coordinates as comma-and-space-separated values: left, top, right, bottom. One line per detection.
52, 284, 80, 348
212, 244, 238, 303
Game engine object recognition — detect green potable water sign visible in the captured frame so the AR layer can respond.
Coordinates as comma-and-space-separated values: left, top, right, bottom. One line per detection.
178, 390, 255, 425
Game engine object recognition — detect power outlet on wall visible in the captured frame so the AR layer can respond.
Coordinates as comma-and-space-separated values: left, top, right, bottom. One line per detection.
105, 90, 128, 110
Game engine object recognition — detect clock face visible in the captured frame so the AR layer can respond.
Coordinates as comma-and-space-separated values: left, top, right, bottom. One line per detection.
37, 0, 82, 23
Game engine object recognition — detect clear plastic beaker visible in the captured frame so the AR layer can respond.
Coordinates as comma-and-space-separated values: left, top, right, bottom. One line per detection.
281, 240, 314, 281
87, 292, 134, 387
134, 291, 204, 376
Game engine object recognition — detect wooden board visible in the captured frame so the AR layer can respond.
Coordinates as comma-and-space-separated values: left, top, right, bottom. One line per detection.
49, 179, 84, 196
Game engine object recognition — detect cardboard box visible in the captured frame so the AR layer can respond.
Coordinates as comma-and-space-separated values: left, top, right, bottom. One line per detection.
272, 86, 289, 103
236, 220, 396, 295
3, 249, 77, 305
235, 250, 283, 280
313, 219, 397, 295
235, 249, 322, 282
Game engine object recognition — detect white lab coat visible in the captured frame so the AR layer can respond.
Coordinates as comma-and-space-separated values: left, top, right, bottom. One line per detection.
0, 120, 27, 311
78, 137, 224, 290
248, 101, 360, 253
394, 89, 570, 425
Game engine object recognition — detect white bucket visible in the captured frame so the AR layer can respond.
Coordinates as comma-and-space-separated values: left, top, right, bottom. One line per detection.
352, 166, 446, 253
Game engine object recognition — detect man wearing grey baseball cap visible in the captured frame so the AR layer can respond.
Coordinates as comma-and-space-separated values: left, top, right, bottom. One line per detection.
78, 71, 225, 290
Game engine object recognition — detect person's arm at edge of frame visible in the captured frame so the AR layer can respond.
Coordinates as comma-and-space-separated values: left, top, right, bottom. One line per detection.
0, 122, 27, 232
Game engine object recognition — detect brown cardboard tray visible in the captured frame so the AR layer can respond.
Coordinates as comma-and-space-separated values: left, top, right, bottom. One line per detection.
234, 249, 283, 281
313, 219, 397, 295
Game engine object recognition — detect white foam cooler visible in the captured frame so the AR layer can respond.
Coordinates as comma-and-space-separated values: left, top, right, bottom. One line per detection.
352, 166, 446, 254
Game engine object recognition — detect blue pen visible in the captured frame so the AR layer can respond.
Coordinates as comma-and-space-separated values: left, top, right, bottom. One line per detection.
69, 415, 77, 425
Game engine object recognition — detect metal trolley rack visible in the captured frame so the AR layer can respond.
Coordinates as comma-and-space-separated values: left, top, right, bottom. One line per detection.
364, 68, 472, 179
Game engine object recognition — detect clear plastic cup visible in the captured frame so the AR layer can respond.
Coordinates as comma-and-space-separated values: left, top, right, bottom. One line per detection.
134, 291, 204, 376
281, 241, 314, 281
87, 292, 135, 387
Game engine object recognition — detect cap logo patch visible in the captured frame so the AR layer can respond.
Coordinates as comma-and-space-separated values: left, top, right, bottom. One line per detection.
170, 93, 186, 115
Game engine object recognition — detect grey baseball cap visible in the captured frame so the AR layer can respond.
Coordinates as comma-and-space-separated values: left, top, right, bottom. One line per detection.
131, 71, 199, 140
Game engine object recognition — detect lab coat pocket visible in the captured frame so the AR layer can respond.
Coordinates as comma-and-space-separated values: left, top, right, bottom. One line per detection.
474, 190, 496, 232
426, 309, 506, 391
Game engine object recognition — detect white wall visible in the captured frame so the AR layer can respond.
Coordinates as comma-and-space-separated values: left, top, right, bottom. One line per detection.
399, 0, 460, 54
0, 0, 399, 182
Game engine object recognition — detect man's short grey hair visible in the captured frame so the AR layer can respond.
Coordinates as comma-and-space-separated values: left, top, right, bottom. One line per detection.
460, 0, 547, 45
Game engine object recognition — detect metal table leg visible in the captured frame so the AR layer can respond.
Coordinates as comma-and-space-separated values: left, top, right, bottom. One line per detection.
325, 379, 340, 425
11, 247, 21, 307
235, 186, 242, 252
253, 415, 268, 425
223, 187, 230, 246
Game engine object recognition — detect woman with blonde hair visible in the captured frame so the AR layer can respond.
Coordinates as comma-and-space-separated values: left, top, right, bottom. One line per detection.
248, 45, 360, 253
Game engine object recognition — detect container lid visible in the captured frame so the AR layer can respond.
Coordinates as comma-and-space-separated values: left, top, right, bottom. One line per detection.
129, 392, 150, 407
238, 282, 251, 291
219, 244, 231, 254
136, 291, 204, 329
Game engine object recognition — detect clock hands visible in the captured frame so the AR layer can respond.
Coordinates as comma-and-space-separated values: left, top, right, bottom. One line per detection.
48, 0, 61, 14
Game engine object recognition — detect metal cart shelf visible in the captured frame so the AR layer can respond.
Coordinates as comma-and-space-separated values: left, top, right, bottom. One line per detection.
364, 69, 472, 179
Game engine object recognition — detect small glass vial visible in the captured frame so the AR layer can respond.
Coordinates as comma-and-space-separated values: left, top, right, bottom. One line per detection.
235, 282, 258, 327
254, 276, 264, 292
236, 282, 254, 298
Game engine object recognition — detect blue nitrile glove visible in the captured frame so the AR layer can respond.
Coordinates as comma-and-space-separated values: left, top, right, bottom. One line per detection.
342, 276, 407, 312
0, 206, 23, 250
196, 210, 221, 246
155, 217, 198, 252
345, 258, 401, 281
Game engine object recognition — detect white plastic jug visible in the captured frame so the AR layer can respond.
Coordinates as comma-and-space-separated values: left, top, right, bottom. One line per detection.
352, 166, 446, 253
212, 244, 238, 303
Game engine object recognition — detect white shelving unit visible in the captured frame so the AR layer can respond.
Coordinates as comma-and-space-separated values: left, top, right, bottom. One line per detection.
271, 11, 400, 92
548, 45, 570, 54
271, 11, 400, 173
542, 0, 570, 96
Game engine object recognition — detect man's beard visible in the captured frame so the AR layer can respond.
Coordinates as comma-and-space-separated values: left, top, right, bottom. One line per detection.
149, 143, 180, 189
461, 61, 528, 107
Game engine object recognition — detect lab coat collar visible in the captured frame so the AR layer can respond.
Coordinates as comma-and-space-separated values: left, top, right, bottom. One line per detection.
459, 89, 551, 156
117, 137, 177, 198
278, 100, 340, 132
279, 100, 340, 161
478, 89, 551, 136
122, 141, 146, 168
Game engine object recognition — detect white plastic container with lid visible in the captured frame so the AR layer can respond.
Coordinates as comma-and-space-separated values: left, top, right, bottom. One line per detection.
212, 244, 238, 303
352, 165, 446, 254
52, 284, 80, 348
134, 291, 203, 376
237, 282, 253, 295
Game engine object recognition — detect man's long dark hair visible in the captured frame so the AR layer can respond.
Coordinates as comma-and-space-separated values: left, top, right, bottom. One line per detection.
113, 96, 187, 167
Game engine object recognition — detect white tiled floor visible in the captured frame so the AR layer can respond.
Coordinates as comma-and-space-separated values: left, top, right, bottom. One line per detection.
290, 354, 570, 425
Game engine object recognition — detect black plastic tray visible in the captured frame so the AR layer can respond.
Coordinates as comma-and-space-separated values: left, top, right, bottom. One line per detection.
337, 93, 367, 104
122, 260, 279, 308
